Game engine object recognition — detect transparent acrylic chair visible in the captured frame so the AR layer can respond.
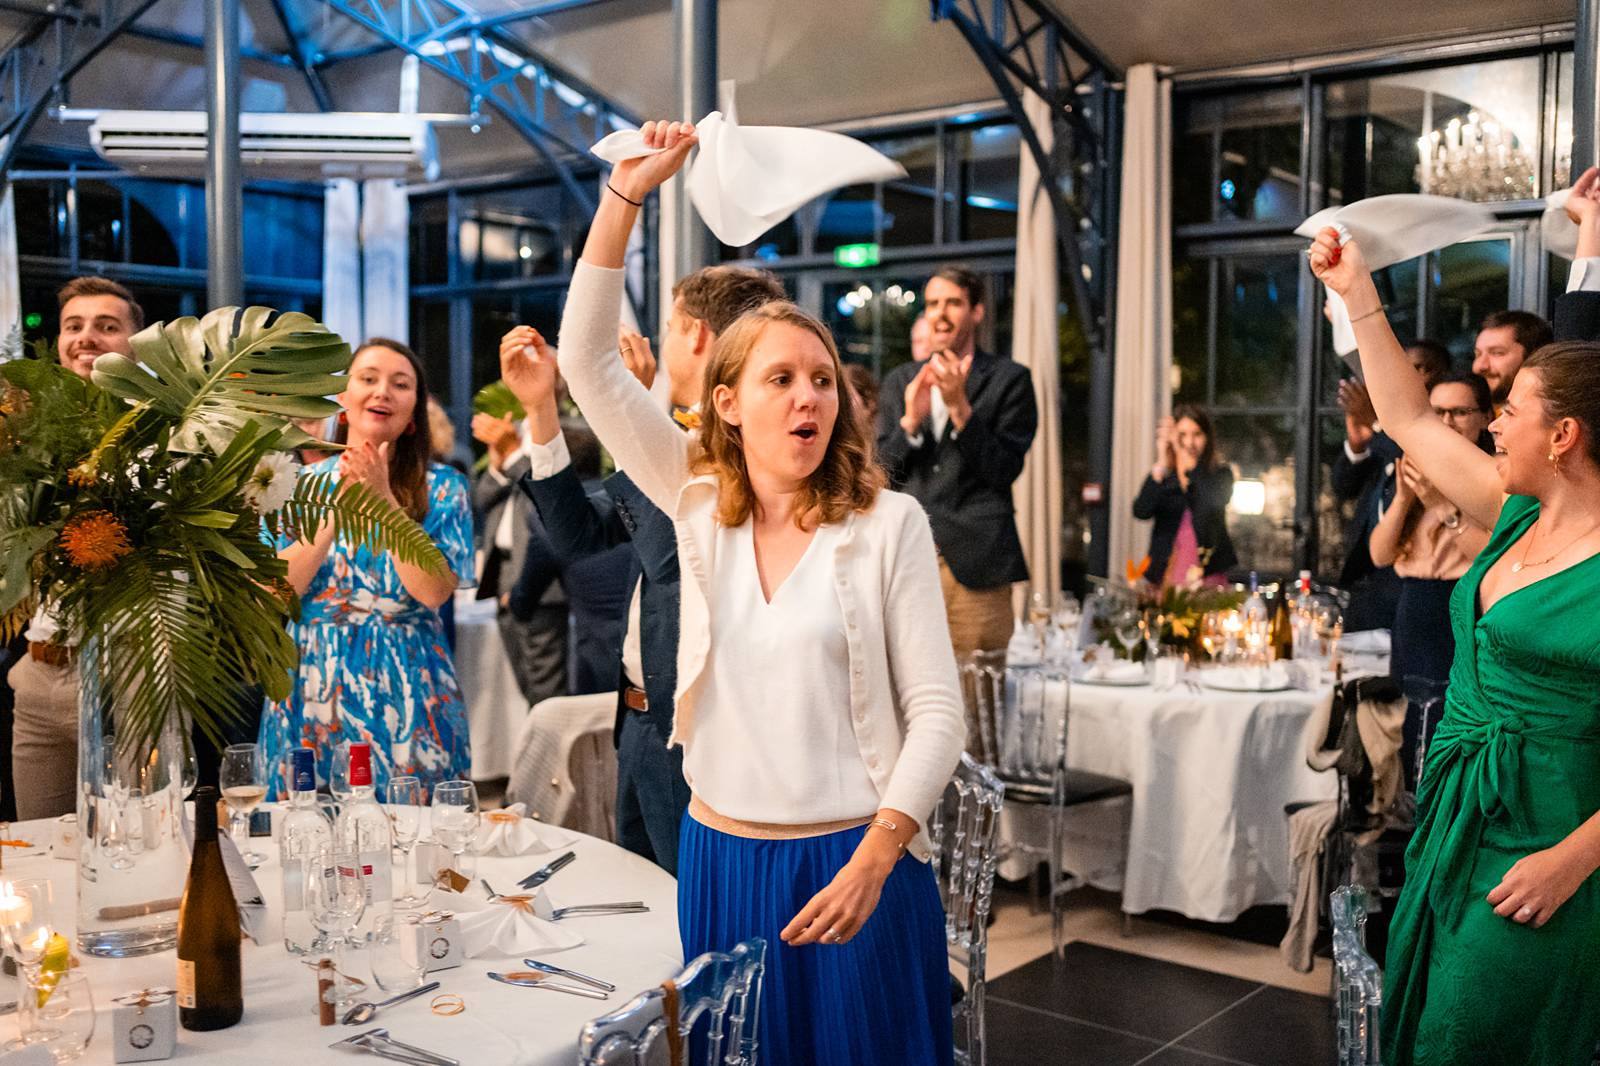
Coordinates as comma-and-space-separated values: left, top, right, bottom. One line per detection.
578, 937, 765, 1066
929, 753, 1005, 1066
1331, 885, 1382, 1066
963, 655, 1133, 953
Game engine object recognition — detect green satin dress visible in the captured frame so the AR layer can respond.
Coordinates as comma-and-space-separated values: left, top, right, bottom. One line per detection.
1382, 494, 1600, 1065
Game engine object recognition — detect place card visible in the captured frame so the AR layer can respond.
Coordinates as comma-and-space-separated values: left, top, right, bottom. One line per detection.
111, 988, 176, 1062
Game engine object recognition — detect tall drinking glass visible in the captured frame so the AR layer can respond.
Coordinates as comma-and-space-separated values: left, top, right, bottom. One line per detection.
308, 847, 367, 1010
430, 782, 479, 877
385, 777, 425, 909
220, 743, 268, 866
329, 743, 353, 813
1, 879, 57, 1047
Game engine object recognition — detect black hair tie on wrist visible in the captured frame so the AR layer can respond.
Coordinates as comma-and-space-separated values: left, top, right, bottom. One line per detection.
607, 182, 643, 208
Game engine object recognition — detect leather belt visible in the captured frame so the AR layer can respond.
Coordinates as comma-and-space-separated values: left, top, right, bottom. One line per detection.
623, 685, 649, 712
27, 641, 73, 667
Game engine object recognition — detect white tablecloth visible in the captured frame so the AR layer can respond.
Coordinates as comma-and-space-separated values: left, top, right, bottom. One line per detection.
6, 811, 680, 1065
1001, 677, 1340, 923
453, 591, 529, 782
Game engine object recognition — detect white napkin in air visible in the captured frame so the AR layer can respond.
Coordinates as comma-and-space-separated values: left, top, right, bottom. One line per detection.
472, 803, 577, 857
429, 888, 583, 957
1295, 195, 1497, 357
591, 106, 906, 247
1544, 189, 1579, 260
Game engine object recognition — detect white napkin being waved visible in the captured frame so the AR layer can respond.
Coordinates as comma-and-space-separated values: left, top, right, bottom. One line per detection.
590, 105, 907, 247
428, 888, 583, 957
472, 803, 577, 857
1295, 195, 1496, 358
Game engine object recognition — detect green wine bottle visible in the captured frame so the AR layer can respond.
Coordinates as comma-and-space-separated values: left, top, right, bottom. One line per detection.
177, 786, 243, 1031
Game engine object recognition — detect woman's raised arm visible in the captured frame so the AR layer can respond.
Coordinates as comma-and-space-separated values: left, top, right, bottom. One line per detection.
1307, 229, 1503, 528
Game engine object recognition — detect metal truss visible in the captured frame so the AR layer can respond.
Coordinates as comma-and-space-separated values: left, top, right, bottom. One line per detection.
931, 0, 1122, 574
0, 0, 163, 173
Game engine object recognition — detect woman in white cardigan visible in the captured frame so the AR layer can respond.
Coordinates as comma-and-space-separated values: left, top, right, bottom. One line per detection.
502, 120, 965, 1065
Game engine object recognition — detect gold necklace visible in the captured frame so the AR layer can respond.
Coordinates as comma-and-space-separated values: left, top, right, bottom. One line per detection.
1511, 516, 1600, 573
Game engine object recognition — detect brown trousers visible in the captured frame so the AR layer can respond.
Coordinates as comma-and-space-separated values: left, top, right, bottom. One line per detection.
7, 654, 79, 820
938, 559, 1015, 758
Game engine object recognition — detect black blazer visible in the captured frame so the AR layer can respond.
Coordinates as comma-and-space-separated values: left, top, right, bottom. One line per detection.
1330, 432, 1401, 589
1132, 465, 1238, 583
519, 464, 680, 745
876, 350, 1037, 589
1554, 289, 1600, 341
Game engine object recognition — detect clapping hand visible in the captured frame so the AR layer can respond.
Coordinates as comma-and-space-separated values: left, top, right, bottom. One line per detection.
928, 350, 974, 427
610, 120, 698, 206
499, 325, 559, 415
900, 362, 935, 435
1398, 456, 1446, 511
1155, 415, 1178, 474
471, 412, 519, 469
1339, 380, 1377, 452
618, 327, 657, 390
1564, 166, 1600, 226
339, 440, 396, 507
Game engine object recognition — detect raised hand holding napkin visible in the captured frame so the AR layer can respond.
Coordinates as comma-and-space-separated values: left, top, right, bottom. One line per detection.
472, 803, 577, 857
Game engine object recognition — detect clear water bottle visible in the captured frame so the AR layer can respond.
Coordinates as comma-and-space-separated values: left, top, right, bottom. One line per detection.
279, 747, 333, 955
334, 742, 393, 935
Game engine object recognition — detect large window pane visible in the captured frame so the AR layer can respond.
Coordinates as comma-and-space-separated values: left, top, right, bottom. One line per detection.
1214, 412, 1297, 576
77, 181, 124, 263
953, 123, 1020, 241
1427, 237, 1512, 363
1171, 257, 1209, 404
814, 186, 878, 254
411, 196, 451, 286
1180, 89, 1303, 224
1215, 255, 1300, 407
1315, 414, 1359, 581
243, 191, 323, 279
126, 184, 183, 268
877, 132, 940, 248
14, 183, 66, 259
409, 301, 451, 409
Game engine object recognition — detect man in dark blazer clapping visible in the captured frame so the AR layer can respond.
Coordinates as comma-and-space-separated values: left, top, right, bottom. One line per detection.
877, 265, 1038, 669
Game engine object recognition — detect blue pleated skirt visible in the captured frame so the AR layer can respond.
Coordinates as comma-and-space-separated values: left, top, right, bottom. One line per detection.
678, 812, 954, 1066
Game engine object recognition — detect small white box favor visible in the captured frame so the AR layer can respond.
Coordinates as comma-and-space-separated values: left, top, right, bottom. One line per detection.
111, 988, 176, 1063
401, 912, 463, 973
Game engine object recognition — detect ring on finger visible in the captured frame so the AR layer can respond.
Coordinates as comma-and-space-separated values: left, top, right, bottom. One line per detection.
1516, 906, 1534, 922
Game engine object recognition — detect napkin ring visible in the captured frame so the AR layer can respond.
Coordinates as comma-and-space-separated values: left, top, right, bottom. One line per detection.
484, 811, 520, 825
430, 993, 465, 1016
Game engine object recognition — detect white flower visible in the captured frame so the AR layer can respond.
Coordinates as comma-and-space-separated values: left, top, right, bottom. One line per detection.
243, 452, 301, 514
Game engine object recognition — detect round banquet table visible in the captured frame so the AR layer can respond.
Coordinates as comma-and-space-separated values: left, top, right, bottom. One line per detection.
997, 658, 1386, 924
3, 809, 681, 1065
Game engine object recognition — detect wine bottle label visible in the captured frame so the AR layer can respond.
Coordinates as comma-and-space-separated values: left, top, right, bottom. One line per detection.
358, 850, 393, 905
177, 959, 196, 1009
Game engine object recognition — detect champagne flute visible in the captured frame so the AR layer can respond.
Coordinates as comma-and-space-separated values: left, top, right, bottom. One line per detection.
430, 781, 479, 878
385, 776, 425, 909
308, 846, 368, 1010
1, 879, 57, 1048
1113, 610, 1143, 662
329, 742, 353, 813
220, 743, 268, 866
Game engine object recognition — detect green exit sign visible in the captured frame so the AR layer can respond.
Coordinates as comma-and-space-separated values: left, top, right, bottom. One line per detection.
834, 243, 881, 269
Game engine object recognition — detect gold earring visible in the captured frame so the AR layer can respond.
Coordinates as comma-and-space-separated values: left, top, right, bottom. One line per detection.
1549, 451, 1562, 475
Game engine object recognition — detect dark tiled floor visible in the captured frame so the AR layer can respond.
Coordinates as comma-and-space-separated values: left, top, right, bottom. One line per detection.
984, 943, 1334, 1066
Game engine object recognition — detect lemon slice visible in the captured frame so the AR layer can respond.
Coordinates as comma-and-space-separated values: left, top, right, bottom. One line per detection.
35, 933, 71, 1008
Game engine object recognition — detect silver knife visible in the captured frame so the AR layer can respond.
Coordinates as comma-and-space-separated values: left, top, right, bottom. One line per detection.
487, 970, 608, 1000
521, 958, 616, 992
516, 850, 576, 889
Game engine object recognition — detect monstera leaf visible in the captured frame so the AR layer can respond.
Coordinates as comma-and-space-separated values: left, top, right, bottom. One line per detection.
92, 306, 347, 453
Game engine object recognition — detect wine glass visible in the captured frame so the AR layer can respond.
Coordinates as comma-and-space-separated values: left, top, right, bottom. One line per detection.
430, 781, 479, 879
308, 847, 368, 1010
1, 879, 57, 1048
34, 971, 94, 1063
368, 914, 425, 993
385, 776, 425, 909
329, 743, 353, 813
1112, 610, 1143, 662
220, 743, 268, 866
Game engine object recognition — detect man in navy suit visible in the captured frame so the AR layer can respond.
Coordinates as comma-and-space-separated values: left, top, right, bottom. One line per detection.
499, 266, 786, 874
877, 265, 1038, 669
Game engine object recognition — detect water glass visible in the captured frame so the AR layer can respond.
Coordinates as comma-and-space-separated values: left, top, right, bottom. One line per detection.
33, 971, 94, 1062
308, 848, 367, 1009
385, 777, 425, 909
1, 879, 57, 1048
220, 743, 267, 866
329, 743, 354, 812
430, 782, 479, 873
368, 914, 425, 993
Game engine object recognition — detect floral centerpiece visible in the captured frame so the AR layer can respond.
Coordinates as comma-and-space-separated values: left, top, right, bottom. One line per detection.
0, 307, 447, 751
1092, 554, 1245, 660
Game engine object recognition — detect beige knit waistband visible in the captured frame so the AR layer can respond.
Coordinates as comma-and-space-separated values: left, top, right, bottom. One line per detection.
688, 795, 873, 840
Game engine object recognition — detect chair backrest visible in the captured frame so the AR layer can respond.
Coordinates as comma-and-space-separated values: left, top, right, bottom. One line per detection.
1401, 675, 1450, 793
961, 650, 1007, 765
1330, 885, 1383, 1066
578, 938, 767, 1066
928, 754, 1006, 957
995, 667, 1069, 786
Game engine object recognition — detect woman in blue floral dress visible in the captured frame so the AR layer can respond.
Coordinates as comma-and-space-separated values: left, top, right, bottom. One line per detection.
261, 338, 475, 796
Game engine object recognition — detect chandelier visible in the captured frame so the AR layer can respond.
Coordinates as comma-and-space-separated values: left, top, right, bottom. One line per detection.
1416, 110, 1536, 203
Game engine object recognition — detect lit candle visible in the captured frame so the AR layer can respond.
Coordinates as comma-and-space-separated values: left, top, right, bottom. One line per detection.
0, 884, 32, 929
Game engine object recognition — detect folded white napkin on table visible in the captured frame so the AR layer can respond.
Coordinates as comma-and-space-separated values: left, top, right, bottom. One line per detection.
472, 803, 577, 856
1295, 195, 1497, 358
1340, 629, 1392, 654
1080, 660, 1146, 683
428, 888, 583, 957
591, 104, 906, 247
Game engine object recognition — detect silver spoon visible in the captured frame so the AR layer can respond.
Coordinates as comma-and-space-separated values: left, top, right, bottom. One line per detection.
340, 980, 441, 1025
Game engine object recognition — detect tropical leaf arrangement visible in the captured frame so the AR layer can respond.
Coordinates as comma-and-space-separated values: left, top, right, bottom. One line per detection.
1090, 554, 1245, 659
0, 307, 449, 752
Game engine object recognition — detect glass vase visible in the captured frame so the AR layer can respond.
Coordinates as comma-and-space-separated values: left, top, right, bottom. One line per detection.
74, 637, 191, 957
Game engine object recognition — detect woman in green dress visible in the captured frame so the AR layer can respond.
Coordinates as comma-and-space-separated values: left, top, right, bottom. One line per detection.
1309, 227, 1600, 1066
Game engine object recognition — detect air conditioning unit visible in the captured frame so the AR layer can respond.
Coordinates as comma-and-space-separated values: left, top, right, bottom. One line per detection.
87, 111, 439, 180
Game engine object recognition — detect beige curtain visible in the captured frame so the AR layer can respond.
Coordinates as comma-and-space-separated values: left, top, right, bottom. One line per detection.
1108, 64, 1173, 575
1012, 90, 1062, 604
0, 184, 19, 338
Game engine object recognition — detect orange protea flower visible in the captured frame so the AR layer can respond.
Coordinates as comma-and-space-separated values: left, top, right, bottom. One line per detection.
1126, 556, 1151, 584
60, 510, 133, 570
67, 462, 98, 487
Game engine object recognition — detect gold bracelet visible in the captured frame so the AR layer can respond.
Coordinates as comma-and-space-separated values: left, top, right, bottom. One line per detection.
869, 817, 905, 852
1347, 304, 1385, 325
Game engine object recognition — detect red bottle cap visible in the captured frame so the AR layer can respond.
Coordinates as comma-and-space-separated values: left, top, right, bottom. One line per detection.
348, 742, 373, 787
